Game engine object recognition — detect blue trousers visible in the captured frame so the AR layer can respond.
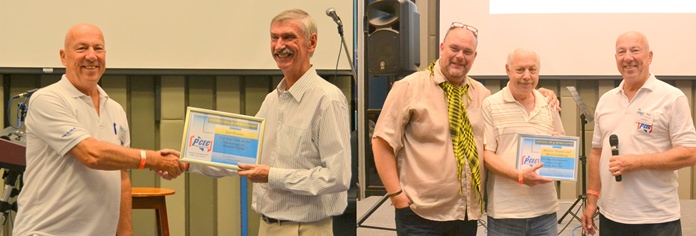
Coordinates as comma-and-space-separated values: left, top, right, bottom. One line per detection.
487, 213, 557, 236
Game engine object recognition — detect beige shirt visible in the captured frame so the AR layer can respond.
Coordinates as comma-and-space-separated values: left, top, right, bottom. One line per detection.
482, 87, 564, 218
373, 59, 490, 221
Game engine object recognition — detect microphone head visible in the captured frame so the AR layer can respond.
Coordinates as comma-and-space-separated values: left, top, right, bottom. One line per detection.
609, 134, 619, 146
326, 8, 335, 16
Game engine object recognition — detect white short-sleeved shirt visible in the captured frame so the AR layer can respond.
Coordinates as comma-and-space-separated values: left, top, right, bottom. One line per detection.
13, 75, 128, 235
592, 74, 696, 224
482, 87, 565, 218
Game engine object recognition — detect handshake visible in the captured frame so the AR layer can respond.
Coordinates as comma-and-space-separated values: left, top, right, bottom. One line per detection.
141, 149, 188, 180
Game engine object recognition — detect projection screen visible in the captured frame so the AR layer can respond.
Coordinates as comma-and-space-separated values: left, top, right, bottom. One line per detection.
0, 0, 353, 70
439, 0, 696, 76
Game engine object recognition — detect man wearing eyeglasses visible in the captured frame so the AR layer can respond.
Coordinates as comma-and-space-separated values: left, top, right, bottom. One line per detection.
581, 32, 696, 236
373, 23, 559, 235
482, 48, 564, 236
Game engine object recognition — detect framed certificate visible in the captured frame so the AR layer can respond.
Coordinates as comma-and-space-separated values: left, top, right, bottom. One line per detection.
180, 107, 265, 170
516, 134, 579, 181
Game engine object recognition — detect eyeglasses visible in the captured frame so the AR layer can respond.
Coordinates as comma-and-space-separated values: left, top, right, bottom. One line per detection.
450, 22, 478, 38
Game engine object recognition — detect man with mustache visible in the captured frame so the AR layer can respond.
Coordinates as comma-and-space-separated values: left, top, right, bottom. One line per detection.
581, 32, 696, 236
482, 48, 564, 235
372, 24, 559, 235
189, 9, 351, 236
13, 23, 186, 236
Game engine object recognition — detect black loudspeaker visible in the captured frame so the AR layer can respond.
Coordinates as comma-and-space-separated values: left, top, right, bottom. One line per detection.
367, 0, 420, 76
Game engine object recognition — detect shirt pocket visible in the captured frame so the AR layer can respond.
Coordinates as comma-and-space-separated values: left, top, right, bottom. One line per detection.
277, 124, 312, 162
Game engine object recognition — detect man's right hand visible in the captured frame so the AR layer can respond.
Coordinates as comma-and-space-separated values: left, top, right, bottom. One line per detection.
390, 191, 411, 209
149, 149, 185, 178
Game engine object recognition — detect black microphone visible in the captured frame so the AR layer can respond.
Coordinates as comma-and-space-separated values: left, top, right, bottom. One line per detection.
12, 88, 39, 99
609, 134, 621, 182
326, 8, 343, 26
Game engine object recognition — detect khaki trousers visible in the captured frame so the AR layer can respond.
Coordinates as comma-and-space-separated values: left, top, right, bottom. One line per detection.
258, 217, 333, 236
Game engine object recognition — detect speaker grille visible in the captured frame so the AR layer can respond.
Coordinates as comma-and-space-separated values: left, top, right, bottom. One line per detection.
367, 28, 400, 75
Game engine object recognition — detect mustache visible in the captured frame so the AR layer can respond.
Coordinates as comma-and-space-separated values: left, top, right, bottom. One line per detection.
273, 48, 293, 56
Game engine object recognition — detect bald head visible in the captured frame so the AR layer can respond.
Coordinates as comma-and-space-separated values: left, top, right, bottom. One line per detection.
507, 48, 539, 67
64, 23, 104, 50
443, 27, 478, 49
616, 31, 649, 51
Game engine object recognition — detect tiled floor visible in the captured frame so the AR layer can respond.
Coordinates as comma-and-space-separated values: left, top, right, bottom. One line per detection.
358, 196, 696, 236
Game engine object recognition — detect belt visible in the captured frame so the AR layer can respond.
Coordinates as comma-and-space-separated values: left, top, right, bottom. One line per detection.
262, 215, 291, 224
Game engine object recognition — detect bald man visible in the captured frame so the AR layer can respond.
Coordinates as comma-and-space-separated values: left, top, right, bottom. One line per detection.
482, 48, 565, 236
13, 23, 186, 236
581, 32, 696, 236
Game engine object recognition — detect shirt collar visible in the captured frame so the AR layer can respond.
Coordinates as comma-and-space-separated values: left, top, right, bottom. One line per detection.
59, 74, 109, 101
501, 86, 548, 108
276, 66, 318, 102
615, 73, 657, 95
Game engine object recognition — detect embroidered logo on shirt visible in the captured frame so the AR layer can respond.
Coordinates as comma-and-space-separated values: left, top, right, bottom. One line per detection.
189, 136, 213, 152
61, 127, 76, 138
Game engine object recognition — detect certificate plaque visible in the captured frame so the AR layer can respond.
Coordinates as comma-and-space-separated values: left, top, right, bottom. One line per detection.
516, 134, 579, 181
180, 107, 265, 170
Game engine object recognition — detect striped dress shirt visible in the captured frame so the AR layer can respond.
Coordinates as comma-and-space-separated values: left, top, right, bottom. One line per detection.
253, 66, 351, 222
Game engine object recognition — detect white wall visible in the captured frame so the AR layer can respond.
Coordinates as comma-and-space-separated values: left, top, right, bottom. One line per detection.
439, 0, 696, 76
0, 0, 353, 70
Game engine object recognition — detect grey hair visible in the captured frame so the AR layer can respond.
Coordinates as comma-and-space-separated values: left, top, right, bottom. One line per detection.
271, 9, 317, 42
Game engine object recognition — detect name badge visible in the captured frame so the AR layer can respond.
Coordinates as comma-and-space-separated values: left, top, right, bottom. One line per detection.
635, 109, 653, 134
115, 123, 128, 145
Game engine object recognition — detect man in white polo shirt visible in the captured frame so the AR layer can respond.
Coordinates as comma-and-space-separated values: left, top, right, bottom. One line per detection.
13, 23, 187, 236
482, 48, 565, 235
581, 31, 696, 236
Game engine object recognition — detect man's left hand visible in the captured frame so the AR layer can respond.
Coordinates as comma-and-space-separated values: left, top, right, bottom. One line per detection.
238, 163, 270, 183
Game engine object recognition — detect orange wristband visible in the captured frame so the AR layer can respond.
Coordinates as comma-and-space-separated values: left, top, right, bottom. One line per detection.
138, 150, 147, 169
518, 171, 524, 184
587, 190, 600, 197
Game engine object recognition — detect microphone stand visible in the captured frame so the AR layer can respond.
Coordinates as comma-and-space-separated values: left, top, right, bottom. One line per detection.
335, 24, 356, 82
357, 193, 395, 231
557, 114, 587, 235
0, 92, 31, 229
0, 169, 20, 227
558, 86, 592, 236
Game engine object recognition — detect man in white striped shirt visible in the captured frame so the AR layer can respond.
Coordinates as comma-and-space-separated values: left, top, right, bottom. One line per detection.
482, 48, 565, 236
187, 9, 350, 236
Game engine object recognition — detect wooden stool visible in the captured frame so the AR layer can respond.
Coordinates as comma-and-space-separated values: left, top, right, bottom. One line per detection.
131, 187, 175, 236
